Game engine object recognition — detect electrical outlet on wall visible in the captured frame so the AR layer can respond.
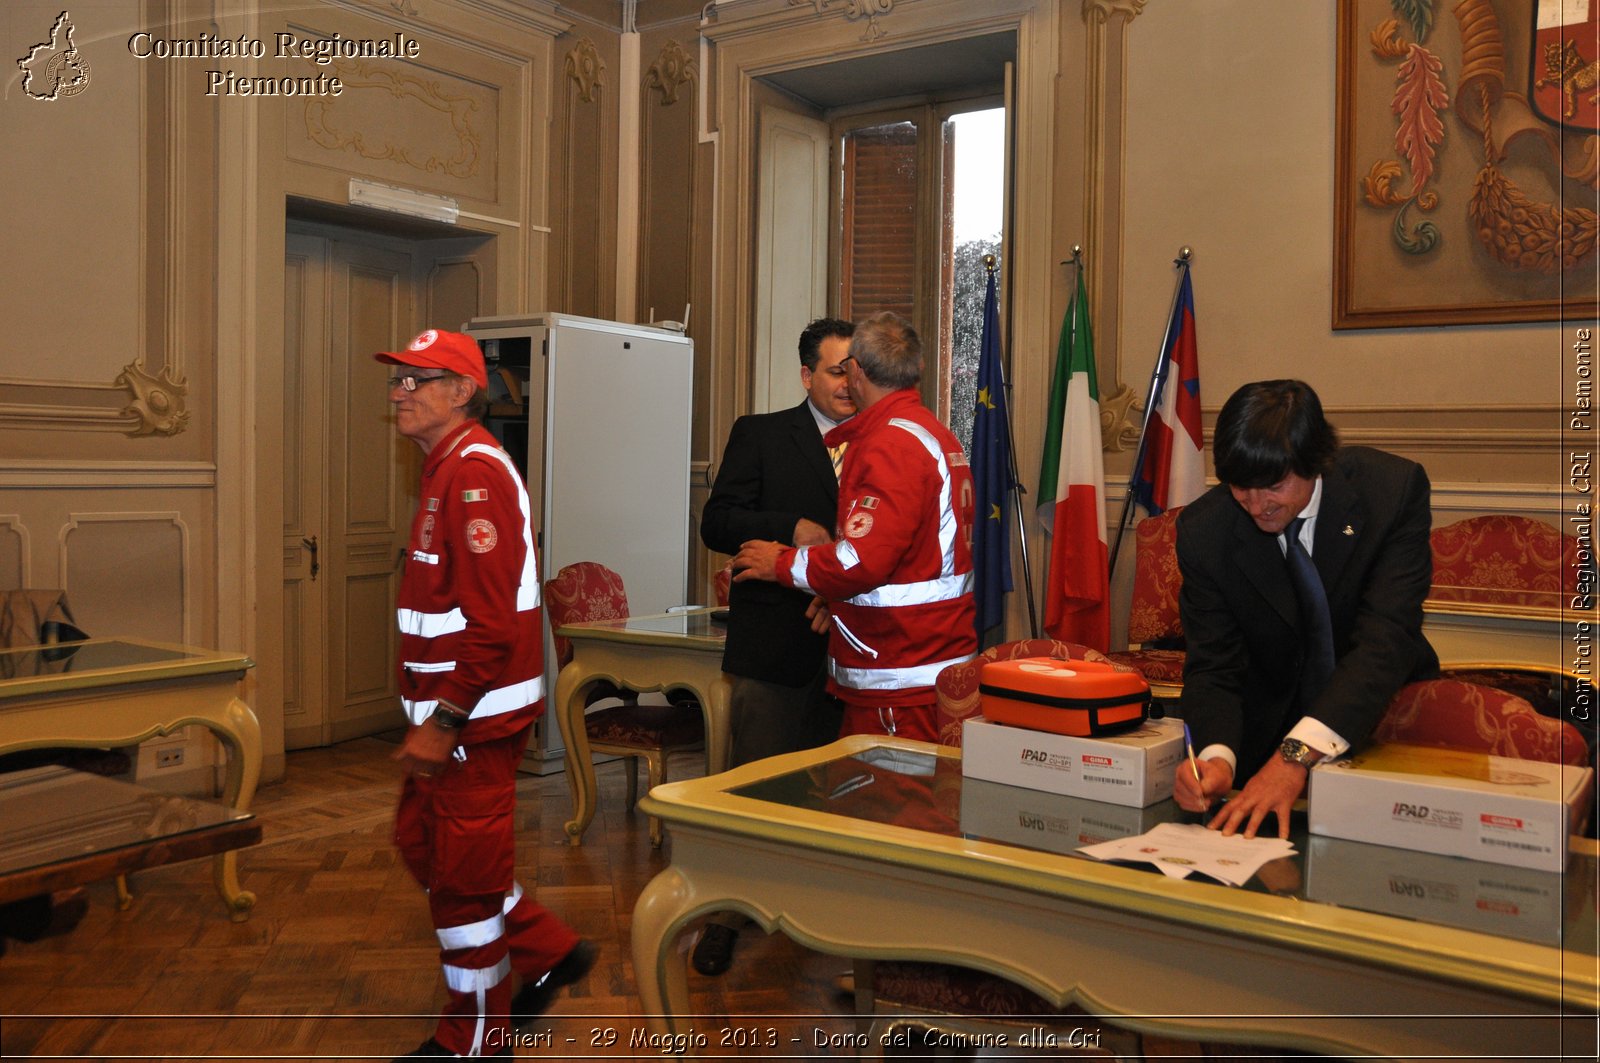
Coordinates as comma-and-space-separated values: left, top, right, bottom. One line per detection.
155, 746, 184, 769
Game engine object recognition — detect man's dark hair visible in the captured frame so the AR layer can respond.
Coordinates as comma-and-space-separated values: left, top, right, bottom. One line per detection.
849, 311, 922, 390
798, 317, 855, 371
1212, 379, 1339, 488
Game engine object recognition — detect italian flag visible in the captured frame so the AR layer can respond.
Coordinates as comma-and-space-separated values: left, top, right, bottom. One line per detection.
1037, 265, 1109, 651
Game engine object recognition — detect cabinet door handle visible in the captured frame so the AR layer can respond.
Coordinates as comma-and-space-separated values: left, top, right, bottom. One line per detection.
301, 535, 320, 581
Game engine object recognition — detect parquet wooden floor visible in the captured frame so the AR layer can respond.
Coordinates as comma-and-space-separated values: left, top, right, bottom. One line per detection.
0, 738, 1263, 1061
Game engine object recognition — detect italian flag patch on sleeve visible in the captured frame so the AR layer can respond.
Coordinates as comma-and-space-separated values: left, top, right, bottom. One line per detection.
462, 489, 488, 503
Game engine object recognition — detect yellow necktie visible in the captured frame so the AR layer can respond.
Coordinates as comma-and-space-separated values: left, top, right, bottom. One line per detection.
828, 442, 847, 479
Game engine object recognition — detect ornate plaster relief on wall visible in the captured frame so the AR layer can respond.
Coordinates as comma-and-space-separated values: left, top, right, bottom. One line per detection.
566, 37, 606, 103
645, 39, 696, 106
282, 21, 499, 202
788, 0, 897, 42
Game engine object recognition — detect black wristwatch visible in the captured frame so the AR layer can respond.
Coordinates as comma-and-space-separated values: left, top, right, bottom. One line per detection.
1278, 737, 1319, 767
429, 703, 470, 732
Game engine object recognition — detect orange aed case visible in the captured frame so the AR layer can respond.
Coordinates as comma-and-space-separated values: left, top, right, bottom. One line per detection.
978, 658, 1150, 737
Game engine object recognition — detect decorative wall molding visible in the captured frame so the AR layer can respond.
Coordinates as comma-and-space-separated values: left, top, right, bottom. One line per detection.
0, 403, 138, 433
566, 38, 606, 104
301, 59, 484, 180
1083, 0, 1147, 24
0, 461, 217, 489
1103, 478, 1564, 520
1, 14, 193, 442
0, 515, 30, 589
61, 511, 192, 646
1079, 0, 1146, 450
1426, 481, 1564, 516
787, 0, 896, 41
645, 39, 697, 106
445, 0, 572, 37
117, 361, 189, 437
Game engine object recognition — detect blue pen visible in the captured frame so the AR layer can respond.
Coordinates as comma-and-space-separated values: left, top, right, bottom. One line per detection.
1182, 721, 1204, 789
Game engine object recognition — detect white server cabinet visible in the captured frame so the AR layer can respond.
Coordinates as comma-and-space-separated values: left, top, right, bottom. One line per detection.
465, 313, 693, 772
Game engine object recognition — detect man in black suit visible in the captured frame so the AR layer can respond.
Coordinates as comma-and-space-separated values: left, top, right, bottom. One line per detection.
693, 317, 853, 974
1173, 379, 1438, 839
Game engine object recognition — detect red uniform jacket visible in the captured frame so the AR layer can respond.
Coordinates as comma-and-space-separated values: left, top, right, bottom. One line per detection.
775, 389, 977, 708
396, 422, 544, 743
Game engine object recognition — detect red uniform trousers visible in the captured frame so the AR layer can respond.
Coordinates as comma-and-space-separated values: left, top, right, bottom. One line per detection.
394, 727, 578, 1056
838, 701, 939, 743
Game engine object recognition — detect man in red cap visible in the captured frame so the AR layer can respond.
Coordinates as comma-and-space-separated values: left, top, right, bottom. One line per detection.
377, 329, 594, 1059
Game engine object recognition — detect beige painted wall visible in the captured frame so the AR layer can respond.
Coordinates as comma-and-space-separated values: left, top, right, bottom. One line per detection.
1120, 0, 1561, 486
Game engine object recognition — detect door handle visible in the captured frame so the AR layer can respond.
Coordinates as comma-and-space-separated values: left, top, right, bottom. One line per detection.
302, 535, 320, 581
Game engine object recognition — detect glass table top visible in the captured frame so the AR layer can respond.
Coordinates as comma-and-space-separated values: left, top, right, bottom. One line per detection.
0, 640, 199, 681
558, 608, 727, 642
730, 746, 1598, 949
0, 765, 255, 879
0, 638, 251, 695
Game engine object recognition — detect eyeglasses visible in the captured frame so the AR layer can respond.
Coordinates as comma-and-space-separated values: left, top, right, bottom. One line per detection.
386, 372, 452, 392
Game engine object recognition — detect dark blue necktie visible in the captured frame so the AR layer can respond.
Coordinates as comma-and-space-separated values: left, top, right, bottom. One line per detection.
1285, 516, 1335, 710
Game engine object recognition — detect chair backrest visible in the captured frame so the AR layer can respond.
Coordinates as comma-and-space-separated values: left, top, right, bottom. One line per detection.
1374, 678, 1590, 767
542, 562, 629, 667
1126, 507, 1184, 645
0, 589, 88, 649
1428, 515, 1576, 614
935, 638, 1118, 748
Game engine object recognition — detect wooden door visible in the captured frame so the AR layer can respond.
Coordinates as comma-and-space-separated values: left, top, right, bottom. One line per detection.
283, 229, 417, 748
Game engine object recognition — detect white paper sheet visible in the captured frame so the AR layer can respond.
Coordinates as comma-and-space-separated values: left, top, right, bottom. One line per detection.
1077, 822, 1296, 887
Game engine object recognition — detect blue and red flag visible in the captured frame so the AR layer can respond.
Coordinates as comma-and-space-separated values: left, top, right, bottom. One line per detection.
1131, 269, 1204, 517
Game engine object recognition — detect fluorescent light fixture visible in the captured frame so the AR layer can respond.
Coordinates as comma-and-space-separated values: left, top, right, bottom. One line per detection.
348, 178, 459, 224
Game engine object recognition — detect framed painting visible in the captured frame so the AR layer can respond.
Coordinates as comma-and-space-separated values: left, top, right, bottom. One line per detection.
1334, 0, 1599, 328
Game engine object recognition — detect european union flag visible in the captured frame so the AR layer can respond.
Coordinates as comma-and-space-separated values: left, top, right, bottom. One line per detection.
971, 268, 1013, 637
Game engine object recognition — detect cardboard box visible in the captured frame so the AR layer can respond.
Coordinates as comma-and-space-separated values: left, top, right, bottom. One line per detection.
959, 775, 1181, 856
960, 715, 1184, 807
1304, 835, 1568, 946
1308, 742, 1594, 872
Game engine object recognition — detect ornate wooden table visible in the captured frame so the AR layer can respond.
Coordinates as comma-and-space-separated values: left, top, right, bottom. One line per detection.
552, 609, 730, 845
634, 736, 1599, 1060
0, 638, 261, 919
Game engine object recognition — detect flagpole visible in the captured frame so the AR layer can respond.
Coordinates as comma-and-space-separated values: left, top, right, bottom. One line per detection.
1109, 247, 1192, 584
984, 253, 1040, 637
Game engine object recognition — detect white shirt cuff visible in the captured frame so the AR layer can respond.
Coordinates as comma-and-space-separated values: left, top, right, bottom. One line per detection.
1286, 717, 1350, 759
1197, 743, 1236, 775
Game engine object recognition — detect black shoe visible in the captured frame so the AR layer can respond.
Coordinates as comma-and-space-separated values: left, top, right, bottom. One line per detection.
510, 938, 598, 1027
691, 923, 738, 977
395, 1037, 508, 1059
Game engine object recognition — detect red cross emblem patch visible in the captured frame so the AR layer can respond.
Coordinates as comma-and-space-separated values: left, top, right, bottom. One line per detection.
466, 518, 498, 553
844, 511, 874, 539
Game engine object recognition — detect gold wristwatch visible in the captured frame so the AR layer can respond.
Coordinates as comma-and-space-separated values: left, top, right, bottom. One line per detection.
1279, 737, 1319, 767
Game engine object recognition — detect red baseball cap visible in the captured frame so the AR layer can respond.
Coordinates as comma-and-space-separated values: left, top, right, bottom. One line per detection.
375, 329, 488, 390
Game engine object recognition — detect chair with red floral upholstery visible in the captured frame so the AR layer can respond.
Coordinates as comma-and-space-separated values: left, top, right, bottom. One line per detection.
1425, 514, 1596, 765
856, 639, 1143, 1057
1427, 514, 1571, 616
1104, 507, 1186, 696
543, 562, 704, 848
1375, 678, 1590, 768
